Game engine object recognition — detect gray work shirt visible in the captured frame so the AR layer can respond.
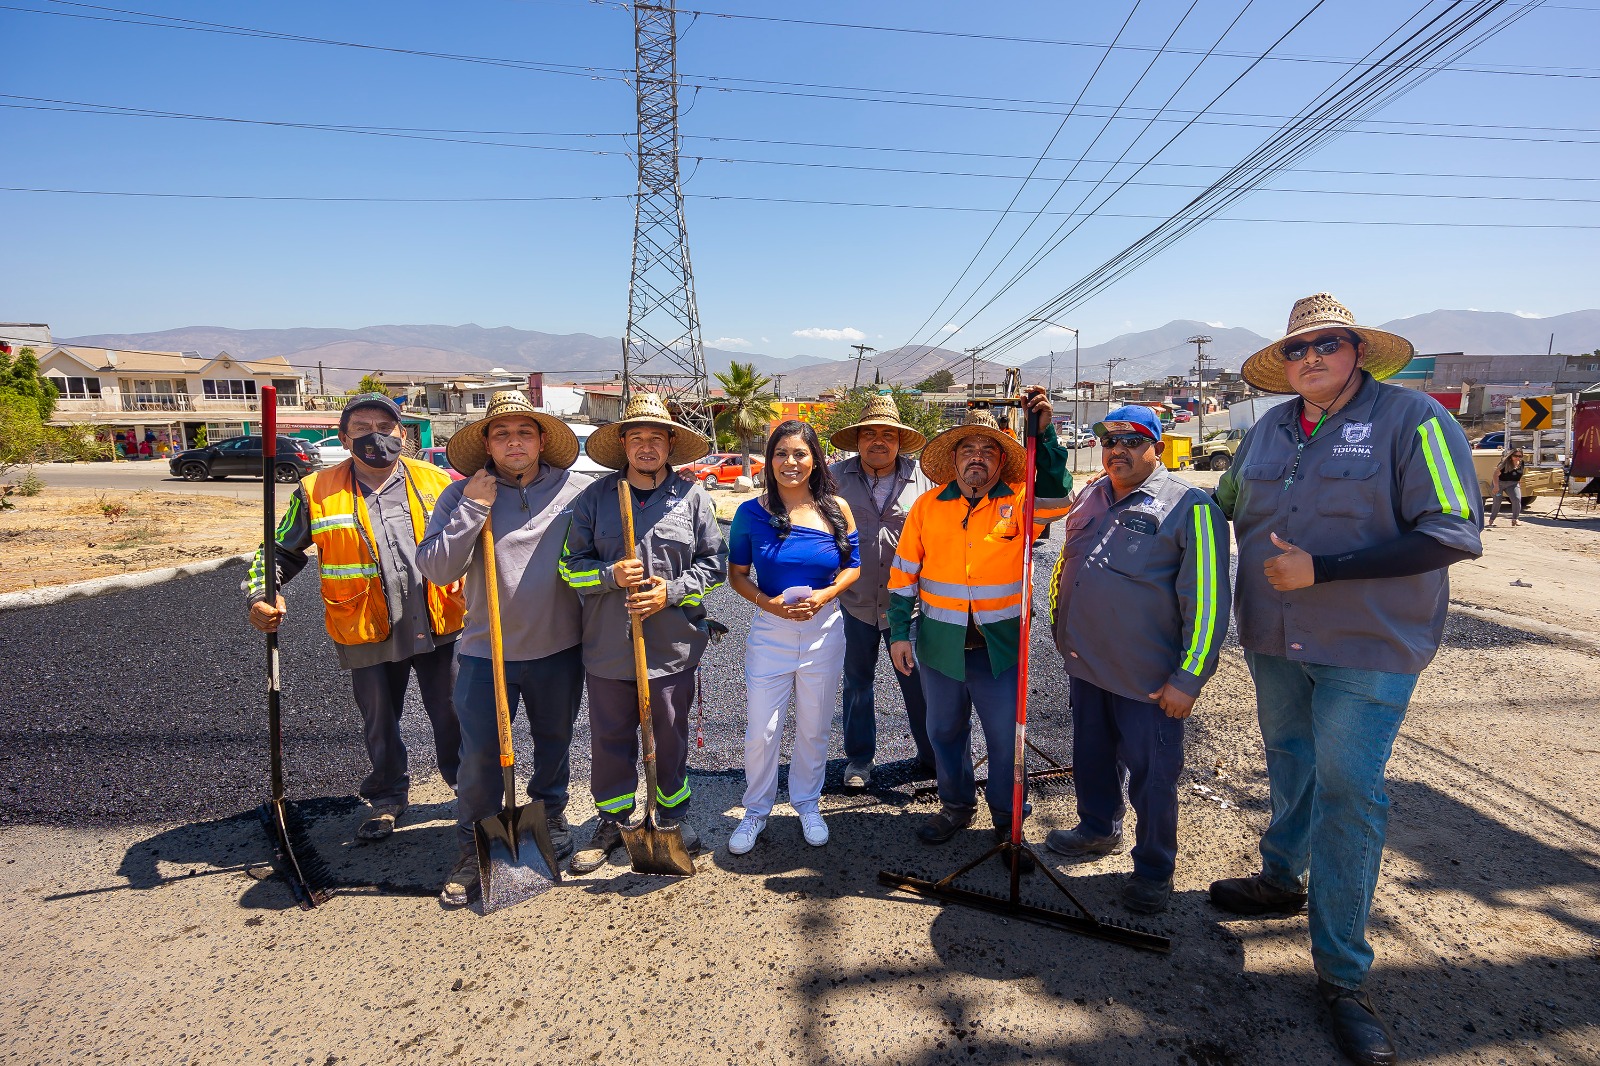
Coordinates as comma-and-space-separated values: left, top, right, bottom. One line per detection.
245, 464, 458, 671
828, 454, 932, 628
416, 464, 591, 662
1217, 372, 1483, 675
558, 469, 727, 680
1049, 465, 1231, 701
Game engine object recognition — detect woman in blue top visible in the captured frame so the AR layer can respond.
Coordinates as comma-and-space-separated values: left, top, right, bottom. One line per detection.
727, 420, 860, 854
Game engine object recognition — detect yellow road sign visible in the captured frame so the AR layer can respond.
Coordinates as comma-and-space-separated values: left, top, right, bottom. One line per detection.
1520, 396, 1553, 431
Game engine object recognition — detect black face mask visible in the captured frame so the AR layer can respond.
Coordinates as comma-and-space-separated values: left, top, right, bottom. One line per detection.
351, 432, 404, 467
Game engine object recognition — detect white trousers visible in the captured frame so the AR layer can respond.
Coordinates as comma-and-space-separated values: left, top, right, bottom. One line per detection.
742, 603, 846, 817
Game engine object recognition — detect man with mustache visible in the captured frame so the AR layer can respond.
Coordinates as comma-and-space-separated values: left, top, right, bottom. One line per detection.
1043, 405, 1229, 915
246, 392, 465, 846
827, 395, 935, 790
887, 388, 1072, 872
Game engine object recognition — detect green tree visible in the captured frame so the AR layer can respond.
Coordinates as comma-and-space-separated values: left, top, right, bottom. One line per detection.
0, 346, 59, 421
349, 373, 388, 396
0, 393, 48, 484
712, 361, 779, 478
914, 368, 957, 393
816, 386, 947, 456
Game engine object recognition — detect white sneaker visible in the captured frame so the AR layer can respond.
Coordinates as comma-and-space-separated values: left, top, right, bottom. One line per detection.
799, 809, 829, 847
727, 815, 767, 855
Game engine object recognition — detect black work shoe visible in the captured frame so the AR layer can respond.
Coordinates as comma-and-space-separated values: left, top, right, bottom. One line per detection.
916, 806, 974, 845
1318, 980, 1397, 1066
545, 811, 573, 862
1209, 873, 1308, 916
569, 818, 625, 874
656, 814, 703, 855
439, 853, 478, 907
1121, 874, 1174, 914
1044, 826, 1125, 860
356, 802, 406, 842
842, 759, 873, 791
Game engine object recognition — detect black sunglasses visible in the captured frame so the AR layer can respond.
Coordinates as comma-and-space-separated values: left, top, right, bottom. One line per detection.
1097, 432, 1153, 450
1281, 335, 1347, 361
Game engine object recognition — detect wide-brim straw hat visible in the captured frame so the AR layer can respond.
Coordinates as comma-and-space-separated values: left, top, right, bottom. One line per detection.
920, 408, 1026, 485
586, 392, 711, 471
445, 390, 580, 475
1242, 292, 1415, 394
829, 394, 928, 453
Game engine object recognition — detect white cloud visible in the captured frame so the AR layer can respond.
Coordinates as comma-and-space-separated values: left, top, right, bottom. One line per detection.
712, 336, 751, 348
760, 337, 770, 343
1513, 310, 1544, 319
1206, 320, 1226, 328
941, 323, 963, 333
792, 326, 866, 342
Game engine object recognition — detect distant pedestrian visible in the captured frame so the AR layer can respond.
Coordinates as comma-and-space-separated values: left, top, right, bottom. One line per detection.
726, 420, 859, 854
1486, 447, 1525, 527
1211, 293, 1482, 1066
826, 396, 934, 789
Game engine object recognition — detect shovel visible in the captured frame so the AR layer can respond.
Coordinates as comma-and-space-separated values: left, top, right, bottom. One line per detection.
473, 519, 561, 912
617, 480, 695, 877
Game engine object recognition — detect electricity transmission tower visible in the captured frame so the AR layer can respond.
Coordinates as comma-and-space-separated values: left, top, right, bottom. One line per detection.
622, 1, 712, 438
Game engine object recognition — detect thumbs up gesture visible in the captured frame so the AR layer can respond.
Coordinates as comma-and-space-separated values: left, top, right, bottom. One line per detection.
1263, 531, 1315, 591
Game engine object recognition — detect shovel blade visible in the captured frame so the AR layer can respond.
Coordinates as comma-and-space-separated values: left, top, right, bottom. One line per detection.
620, 814, 696, 877
474, 799, 559, 913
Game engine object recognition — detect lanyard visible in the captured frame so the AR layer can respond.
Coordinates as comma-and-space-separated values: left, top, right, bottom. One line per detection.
1284, 406, 1330, 490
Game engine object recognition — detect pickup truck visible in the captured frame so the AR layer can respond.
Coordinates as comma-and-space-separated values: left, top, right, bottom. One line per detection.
1190, 428, 1246, 471
1471, 449, 1562, 510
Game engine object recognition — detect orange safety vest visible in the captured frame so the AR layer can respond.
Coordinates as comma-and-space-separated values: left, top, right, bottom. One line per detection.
303, 457, 466, 646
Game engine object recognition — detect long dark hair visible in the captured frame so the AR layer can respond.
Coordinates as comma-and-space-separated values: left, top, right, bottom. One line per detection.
763, 419, 851, 564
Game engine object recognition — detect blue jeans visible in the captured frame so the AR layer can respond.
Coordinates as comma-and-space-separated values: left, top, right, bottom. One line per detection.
919, 650, 1020, 819
1245, 650, 1418, 990
453, 646, 584, 854
841, 611, 934, 767
1069, 677, 1184, 883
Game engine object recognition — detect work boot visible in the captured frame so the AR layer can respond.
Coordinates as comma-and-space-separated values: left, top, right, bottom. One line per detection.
991, 821, 1035, 875
656, 812, 702, 855
842, 759, 873, 791
1122, 874, 1174, 914
568, 818, 625, 874
916, 806, 974, 845
1318, 980, 1397, 1065
545, 810, 573, 862
1045, 826, 1125, 859
356, 802, 405, 842
439, 852, 479, 907
1209, 872, 1308, 916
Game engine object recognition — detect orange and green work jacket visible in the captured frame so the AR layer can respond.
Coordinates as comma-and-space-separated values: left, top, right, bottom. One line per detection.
888, 428, 1072, 679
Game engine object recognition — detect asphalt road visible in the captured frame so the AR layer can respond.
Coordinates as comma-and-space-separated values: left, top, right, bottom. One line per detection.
32, 459, 289, 499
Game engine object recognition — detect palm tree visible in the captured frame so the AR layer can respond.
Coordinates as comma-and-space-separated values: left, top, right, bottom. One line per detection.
713, 361, 779, 480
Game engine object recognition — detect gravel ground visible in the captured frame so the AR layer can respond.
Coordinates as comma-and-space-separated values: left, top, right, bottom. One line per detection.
1, 535, 1597, 1064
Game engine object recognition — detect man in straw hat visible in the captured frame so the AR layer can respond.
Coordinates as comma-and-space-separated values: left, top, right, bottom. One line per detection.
246, 392, 465, 846
558, 392, 727, 873
827, 394, 936, 790
887, 386, 1071, 873
417, 391, 591, 906
1211, 293, 1481, 1065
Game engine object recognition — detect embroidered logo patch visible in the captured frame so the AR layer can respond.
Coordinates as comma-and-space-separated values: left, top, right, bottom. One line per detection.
999, 504, 1013, 520
1342, 422, 1372, 444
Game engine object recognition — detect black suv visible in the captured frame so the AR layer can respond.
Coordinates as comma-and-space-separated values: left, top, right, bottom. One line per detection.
168, 436, 321, 483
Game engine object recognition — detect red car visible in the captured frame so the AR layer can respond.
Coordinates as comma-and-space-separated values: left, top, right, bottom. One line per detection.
420, 446, 466, 480
681, 452, 765, 488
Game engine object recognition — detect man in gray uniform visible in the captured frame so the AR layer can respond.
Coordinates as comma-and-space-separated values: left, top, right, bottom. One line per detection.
1043, 405, 1229, 915
559, 394, 726, 874
247, 393, 463, 844
417, 392, 591, 906
827, 395, 935, 789
1211, 294, 1482, 1066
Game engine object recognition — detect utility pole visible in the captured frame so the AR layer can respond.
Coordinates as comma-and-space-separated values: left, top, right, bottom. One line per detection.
1027, 317, 1080, 471
621, 0, 712, 438
850, 343, 876, 389
772, 373, 785, 400
966, 347, 986, 393
1187, 334, 1213, 444
317, 360, 326, 398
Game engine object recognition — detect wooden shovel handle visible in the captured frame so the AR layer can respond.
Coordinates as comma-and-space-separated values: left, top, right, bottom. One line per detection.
481, 520, 515, 768
618, 481, 657, 773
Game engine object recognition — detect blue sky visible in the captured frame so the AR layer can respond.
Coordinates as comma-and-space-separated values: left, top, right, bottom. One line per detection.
4, 0, 1598, 364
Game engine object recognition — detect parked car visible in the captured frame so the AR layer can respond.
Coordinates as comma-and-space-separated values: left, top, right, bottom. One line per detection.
1062, 429, 1098, 450
420, 447, 466, 481
168, 436, 319, 483
1475, 431, 1505, 451
1172, 411, 1193, 423
568, 423, 606, 477
314, 435, 351, 464
681, 452, 765, 488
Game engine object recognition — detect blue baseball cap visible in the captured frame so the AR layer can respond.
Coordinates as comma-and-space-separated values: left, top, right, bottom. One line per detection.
339, 392, 403, 434
1092, 405, 1162, 442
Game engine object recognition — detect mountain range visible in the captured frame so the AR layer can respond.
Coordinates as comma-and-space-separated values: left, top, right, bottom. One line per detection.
63, 309, 1600, 394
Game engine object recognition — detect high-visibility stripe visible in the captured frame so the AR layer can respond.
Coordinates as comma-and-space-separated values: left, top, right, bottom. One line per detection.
919, 601, 968, 625
1047, 550, 1065, 625
320, 562, 379, 578
891, 558, 922, 576
596, 792, 636, 813
558, 532, 603, 588
656, 781, 690, 808
310, 514, 357, 534
1417, 417, 1470, 518
889, 584, 917, 598
275, 492, 302, 541
972, 604, 1022, 624
919, 578, 1024, 600
1181, 505, 1219, 676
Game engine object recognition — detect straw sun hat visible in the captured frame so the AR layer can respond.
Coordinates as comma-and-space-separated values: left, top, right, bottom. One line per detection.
444, 390, 580, 476
920, 407, 1026, 486
828, 394, 928, 453
584, 392, 711, 471
1241, 292, 1415, 395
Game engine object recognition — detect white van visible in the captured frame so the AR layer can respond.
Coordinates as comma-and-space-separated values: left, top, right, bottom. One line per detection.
568, 423, 606, 477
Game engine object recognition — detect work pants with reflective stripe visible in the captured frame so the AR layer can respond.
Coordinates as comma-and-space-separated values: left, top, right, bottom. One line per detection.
349, 642, 460, 808
453, 644, 584, 855
742, 604, 846, 819
586, 667, 695, 823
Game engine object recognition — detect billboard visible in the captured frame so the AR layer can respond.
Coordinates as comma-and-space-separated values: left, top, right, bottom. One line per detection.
1573, 400, 1600, 479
